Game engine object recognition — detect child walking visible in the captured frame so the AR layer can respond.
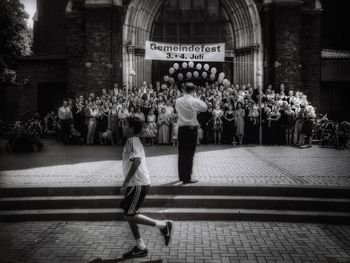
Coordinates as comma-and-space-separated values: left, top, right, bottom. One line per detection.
120, 116, 174, 259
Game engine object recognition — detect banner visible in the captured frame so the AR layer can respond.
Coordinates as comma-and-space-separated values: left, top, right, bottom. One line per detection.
145, 41, 225, 62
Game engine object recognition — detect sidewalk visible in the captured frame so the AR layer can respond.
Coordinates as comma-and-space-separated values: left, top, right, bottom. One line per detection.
1, 221, 350, 263
0, 140, 350, 187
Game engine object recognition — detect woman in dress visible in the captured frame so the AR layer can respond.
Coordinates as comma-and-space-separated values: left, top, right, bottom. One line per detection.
212, 104, 223, 144
157, 107, 170, 145
170, 112, 179, 146
98, 103, 110, 144
109, 103, 119, 145
86, 102, 98, 145
223, 104, 235, 144
284, 104, 295, 145
144, 108, 157, 146
299, 105, 316, 148
269, 106, 282, 145
234, 102, 245, 145
117, 105, 129, 144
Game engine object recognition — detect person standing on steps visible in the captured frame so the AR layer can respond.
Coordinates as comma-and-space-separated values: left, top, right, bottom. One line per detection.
120, 116, 173, 259
175, 82, 208, 184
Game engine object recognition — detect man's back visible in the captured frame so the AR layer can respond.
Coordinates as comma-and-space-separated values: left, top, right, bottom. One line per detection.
175, 94, 207, 127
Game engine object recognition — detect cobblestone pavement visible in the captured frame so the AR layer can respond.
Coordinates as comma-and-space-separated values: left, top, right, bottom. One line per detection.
0, 140, 350, 187
0, 221, 349, 263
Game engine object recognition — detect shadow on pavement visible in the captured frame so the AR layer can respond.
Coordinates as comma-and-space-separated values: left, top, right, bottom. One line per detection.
0, 139, 246, 171
88, 258, 162, 263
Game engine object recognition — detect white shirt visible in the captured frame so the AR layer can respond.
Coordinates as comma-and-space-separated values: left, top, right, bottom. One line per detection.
175, 94, 208, 127
58, 106, 73, 120
164, 105, 174, 116
122, 137, 151, 186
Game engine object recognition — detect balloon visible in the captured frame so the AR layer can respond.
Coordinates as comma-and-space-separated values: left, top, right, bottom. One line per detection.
227, 87, 233, 94
186, 72, 192, 79
161, 84, 168, 90
196, 63, 202, 70
204, 64, 209, 71
219, 72, 225, 79
210, 74, 216, 81
211, 67, 217, 74
177, 73, 183, 80
169, 77, 175, 84
182, 62, 188, 69
218, 78, 223, 84
164, 75, 169, 82
169, 67, 175, 75
173, 63, 179, 70
223, 79, 228, 85
202, 72, 208, 79
188, 61, 194, 68
193, 71, 199, 78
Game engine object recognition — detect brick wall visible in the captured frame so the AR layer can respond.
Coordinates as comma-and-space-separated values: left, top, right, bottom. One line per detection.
301, 9, 322, 110
85, 7, 113, 92
66, 11, 87, 96
273, 2, 302, 92
13, 59, 66, 120
66, 5, 125, 95
111, 6, 126, 89
33, 0, 69, 54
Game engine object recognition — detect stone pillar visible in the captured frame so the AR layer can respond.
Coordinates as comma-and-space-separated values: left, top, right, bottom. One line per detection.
85, 6, 113, 92
273, 0, 302, 91
262, 0, 275, 88
301, 3, 322, 111
111, 5, 126, 89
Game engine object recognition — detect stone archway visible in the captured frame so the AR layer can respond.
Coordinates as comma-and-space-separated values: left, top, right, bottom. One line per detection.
123, 0, 263, 87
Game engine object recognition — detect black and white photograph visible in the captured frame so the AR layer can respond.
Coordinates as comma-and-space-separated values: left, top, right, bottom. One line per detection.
0, 0, 350, 262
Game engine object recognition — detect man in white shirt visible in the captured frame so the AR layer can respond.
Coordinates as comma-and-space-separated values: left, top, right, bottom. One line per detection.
175, 82, 208, 184
58, 100, 73, 143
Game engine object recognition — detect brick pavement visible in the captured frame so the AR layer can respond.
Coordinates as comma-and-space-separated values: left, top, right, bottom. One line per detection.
0, 221, 349, 263
0, 140, 350, 186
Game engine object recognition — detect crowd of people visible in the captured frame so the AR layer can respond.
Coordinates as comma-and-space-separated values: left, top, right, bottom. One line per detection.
44, 80, 316, 147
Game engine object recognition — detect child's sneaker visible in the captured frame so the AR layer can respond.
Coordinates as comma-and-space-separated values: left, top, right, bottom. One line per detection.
122, 246, 148, 259
160, 220, 174, 246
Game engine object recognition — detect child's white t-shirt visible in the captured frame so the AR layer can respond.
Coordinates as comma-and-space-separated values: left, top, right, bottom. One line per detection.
122, 136, 151, 186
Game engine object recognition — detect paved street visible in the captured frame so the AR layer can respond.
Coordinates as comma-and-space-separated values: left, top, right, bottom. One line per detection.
0, 140, 350, 187
0, 221, 349, 263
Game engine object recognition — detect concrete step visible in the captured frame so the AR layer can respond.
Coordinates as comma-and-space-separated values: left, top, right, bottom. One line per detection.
1, 184, 350, 198
0, 208, 349, 224
1, 195, 350, 212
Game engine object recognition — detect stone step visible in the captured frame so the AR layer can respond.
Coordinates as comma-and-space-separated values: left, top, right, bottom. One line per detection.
1, 195, 350, 212
1, 184, 350, 198
0, 208, 349, 224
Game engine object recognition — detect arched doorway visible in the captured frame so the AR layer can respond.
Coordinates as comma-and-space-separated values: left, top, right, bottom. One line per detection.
123, 0, 262, 88
150, 0, 234, 85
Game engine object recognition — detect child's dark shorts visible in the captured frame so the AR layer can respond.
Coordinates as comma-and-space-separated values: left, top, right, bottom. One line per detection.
120, 185, 150, 215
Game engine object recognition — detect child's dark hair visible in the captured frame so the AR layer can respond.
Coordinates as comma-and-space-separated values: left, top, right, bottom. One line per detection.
126, 116, 144, 135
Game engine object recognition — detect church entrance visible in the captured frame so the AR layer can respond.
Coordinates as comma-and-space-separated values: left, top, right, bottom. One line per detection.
150, 0, 233, 86
123, 0, 262, 88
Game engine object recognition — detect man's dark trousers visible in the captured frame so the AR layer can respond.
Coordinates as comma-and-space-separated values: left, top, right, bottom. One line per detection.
178, 126, 198, 182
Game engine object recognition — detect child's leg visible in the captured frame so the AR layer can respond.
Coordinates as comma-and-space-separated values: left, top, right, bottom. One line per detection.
126, 214, 163, 228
